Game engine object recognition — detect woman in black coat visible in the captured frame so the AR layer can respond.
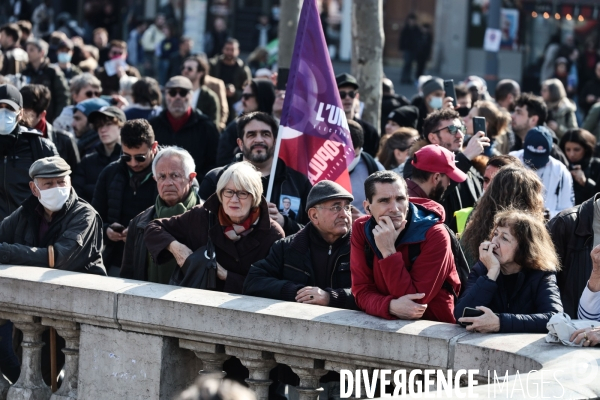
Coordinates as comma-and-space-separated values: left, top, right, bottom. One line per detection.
455, 210, 563, 333
559, 128, 600, 205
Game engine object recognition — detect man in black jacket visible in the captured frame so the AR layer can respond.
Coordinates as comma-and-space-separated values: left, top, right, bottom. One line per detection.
0, 156, 105, 275
121, 146, 200, 283
0, 23, 28, 76
92, 119, 159, 276
72, 106, 125, 202
336, 73, 380, 157
244, 179, 356, 310
149, 76, 219, 181
200, 112, 312, 236
548, 193, 600, 318
403, 109, 488, 233
22, 38, 70, 122
21, 84, 80, 171
0, 84, 58, 221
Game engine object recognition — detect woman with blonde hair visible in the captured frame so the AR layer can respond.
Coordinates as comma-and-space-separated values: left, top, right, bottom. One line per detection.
463, 100, 511, 155
455, 209, 563, 333
375, 127, 419, 175
541, 78, 578, 138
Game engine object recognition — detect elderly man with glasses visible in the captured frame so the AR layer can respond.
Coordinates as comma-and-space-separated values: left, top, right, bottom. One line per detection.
403, 108, 489, 233
92, 119, 159, 276
149, 76, 220, 181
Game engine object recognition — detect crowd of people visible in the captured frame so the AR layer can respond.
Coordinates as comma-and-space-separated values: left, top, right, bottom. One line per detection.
2, 12, 600, 394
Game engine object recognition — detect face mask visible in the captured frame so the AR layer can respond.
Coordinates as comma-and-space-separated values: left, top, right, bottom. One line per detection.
57, 52, 72, 64
457, 107, 470, 117
35, 183, 70, 212
0, 108, 18, 135
428, 96, 443, 110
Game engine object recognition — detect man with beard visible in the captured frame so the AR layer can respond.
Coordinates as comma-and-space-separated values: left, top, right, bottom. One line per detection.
510, 93, 568, 165
200, 112, 312, 236
92, 119, 159, 276
495, 79, 520, 112
209, 38, 252, 124
406, 145, 467, 204
149, 76, 220, 181
403, 109, 488, 233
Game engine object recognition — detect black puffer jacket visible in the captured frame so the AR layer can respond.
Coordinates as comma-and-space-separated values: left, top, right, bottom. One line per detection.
0, 125, 58, 221
72, 143, 121, 203
548, 194, 599, 318
92, 159, 157, 268
21, 59, 70, 121
0, 190, 106, 275
149, 109, 220, 181
200, 155, 312, 236
454, 261, 563, 333
243, 223, 356, 310
46, 123, 80, 172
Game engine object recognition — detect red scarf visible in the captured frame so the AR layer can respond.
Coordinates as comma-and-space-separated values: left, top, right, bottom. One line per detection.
167, 107, 192, 133
218, 205, 261, 241
34, 116, 47, 137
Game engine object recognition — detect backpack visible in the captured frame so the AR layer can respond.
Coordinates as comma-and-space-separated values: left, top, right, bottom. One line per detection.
364, 223, 470, 298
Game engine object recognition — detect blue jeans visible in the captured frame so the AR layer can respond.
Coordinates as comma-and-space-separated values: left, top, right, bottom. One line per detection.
0, 321, 20, 383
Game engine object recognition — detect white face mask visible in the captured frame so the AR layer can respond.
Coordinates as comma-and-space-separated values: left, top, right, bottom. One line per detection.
35, 183, 70, 212
0, 108, 19, 135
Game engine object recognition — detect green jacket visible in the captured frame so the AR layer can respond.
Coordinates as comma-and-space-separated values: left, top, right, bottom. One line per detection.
195, 85, 220, 129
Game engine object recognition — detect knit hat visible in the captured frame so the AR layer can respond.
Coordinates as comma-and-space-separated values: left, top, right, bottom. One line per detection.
387, 105, 420, 129
421, 78, 444, 98
523, 126, 552, 169
306, 180, 354, 212
250, 79, 276, 114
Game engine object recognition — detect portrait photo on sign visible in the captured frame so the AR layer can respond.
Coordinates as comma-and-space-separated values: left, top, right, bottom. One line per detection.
279, 195, 301, 220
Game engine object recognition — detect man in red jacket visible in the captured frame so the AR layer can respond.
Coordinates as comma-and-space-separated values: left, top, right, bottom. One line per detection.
350, 170, 460, 323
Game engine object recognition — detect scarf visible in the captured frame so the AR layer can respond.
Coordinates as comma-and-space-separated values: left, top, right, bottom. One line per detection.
218, 205, 260, 241
147, 190, 198, 284
34, 116, 47, 137
167, 107, 192, 133
128, 164, 153, 192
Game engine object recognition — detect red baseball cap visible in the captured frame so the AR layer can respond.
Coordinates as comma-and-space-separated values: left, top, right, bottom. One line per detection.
411, 145, 467, 183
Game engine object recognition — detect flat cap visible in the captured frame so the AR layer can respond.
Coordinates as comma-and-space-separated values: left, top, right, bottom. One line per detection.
165, 75, 193, 90
29, 156, 72, 179
306, 180, 354, 212
335, 73, 359, 90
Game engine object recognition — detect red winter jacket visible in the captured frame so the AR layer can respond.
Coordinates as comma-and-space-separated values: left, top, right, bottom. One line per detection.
350, 197, 460, 323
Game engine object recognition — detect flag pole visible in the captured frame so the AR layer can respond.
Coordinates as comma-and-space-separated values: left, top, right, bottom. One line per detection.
265, 125, 285, 201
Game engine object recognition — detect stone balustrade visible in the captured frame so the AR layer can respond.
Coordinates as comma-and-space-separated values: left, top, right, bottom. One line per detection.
0, 265, 597, 399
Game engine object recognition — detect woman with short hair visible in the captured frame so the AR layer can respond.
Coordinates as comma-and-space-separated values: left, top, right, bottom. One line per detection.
375, 127, 418, 175
144, 161, 284, 294
455, 209, 563, 333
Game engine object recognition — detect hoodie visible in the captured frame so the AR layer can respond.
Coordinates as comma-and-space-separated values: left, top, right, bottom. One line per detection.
350, 197, 460, 323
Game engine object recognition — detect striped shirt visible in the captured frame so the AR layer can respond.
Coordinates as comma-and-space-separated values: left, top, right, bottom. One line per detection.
578, 283, 600, 321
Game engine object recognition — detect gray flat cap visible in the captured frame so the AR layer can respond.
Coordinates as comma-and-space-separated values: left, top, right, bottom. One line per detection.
29, 156, 72, 179
165, 75, 193, 90
306, 180, 354, 212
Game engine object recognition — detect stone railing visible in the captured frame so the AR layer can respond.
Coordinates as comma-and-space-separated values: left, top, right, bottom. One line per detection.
0, 265, 597, 399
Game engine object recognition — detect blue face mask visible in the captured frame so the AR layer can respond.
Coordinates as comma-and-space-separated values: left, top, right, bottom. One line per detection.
428, 96, 443, 110
57, 52, 72, 64
0, 108, 18, 135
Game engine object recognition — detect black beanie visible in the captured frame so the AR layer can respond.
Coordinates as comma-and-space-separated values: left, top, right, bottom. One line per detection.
387, 105, 420, 130
250, 79, 276, 115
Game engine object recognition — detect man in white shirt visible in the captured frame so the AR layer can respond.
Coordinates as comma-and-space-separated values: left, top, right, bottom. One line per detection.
510, 126, 574, 218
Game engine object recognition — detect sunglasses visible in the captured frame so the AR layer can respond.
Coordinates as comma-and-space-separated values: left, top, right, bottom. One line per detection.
121, 153, 149, 163
432, 123, 466, 135
85, 90, 101, 98
167, 88, 190, 97
339, 90, 356, 99
241, 93, 255, 100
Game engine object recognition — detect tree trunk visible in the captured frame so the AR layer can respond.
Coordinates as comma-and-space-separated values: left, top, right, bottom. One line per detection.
277, 0, 303, 69
351, 0, 384, 132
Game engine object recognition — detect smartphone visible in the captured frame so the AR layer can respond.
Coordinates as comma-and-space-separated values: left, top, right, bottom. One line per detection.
444, 79, 457, 108
460, 307, 484, 327
473, 116, 486, 136
110, 223, 125, 233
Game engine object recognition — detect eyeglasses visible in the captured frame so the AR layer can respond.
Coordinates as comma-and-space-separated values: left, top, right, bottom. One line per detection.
167, 88, 190, 97
432, 123, 466, 135
121, 151, 150, 163
85, 90, 101, 98
339, 90, 356, 99
241, 93, 255, 100
221, 189, 251, 199
314, 204, 352, 213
